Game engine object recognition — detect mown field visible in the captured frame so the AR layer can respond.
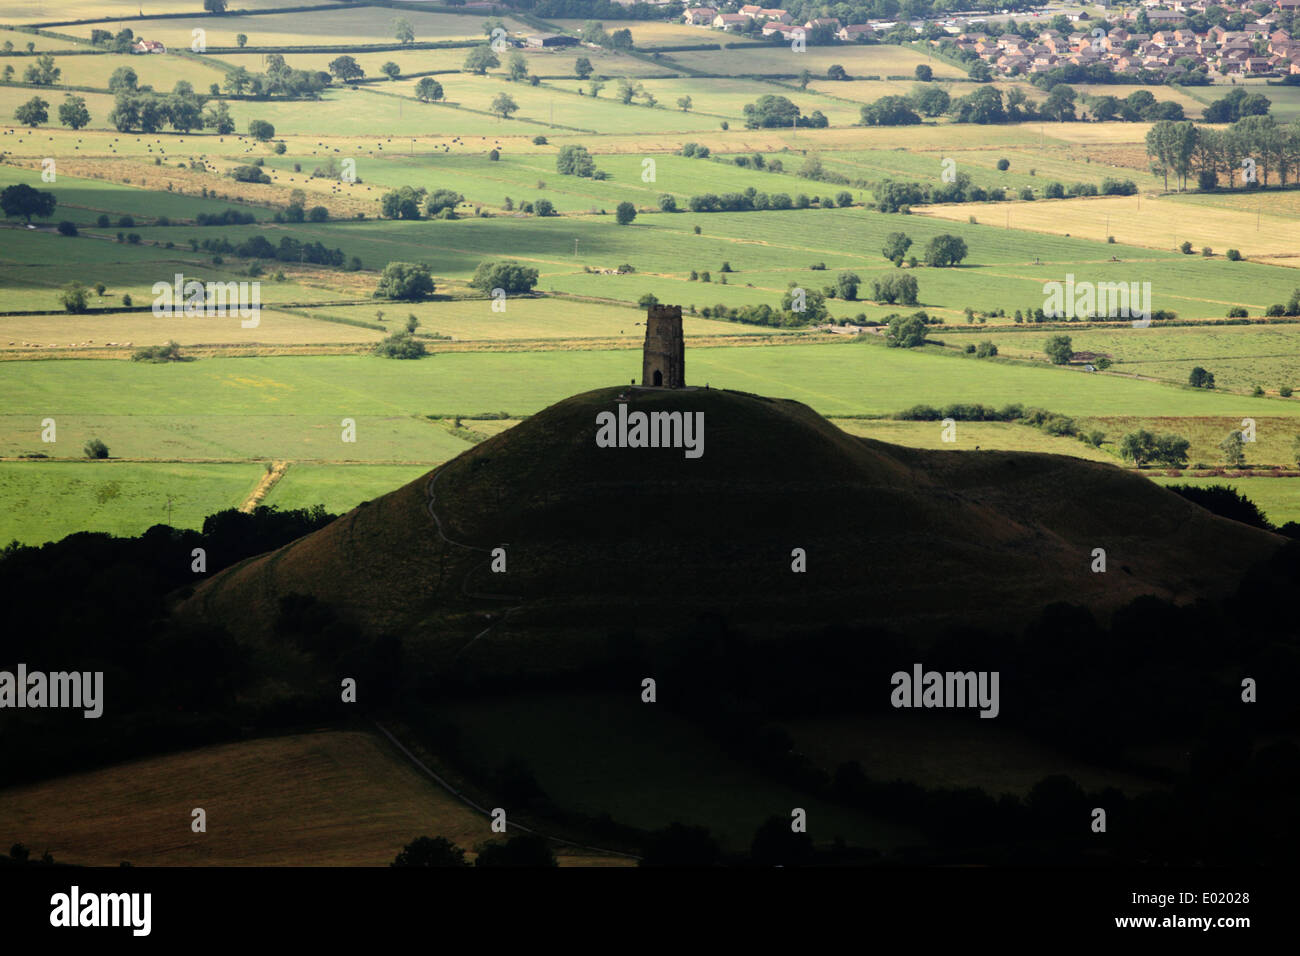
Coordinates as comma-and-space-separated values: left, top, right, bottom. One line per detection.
920, 191, 1300, 265
0, 729, 629, 866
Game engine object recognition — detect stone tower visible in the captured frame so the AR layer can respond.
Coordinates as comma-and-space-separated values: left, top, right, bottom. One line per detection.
641, 304, 685, 388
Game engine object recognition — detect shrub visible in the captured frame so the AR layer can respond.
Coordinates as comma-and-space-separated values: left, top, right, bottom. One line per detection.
56, 220, 77, 236
372, 331, 427, 359
84, 438, 109, 459
1281, 386, 1293, 397
1226, 249, 1242, 261
1044, 334, 1073, 365
96, 214, 110, 227
975, 339, 998, 358
470, 260, 539, 295
375, 261, 435, 301
1227, 306, 1248, 318
59, 281, 89, 313
132, 340, 185, 363
1179, 241, 1193, 254
996, 158, 1010, 171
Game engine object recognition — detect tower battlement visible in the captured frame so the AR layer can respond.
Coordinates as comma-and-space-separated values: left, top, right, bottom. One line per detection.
642, 304, 684, 388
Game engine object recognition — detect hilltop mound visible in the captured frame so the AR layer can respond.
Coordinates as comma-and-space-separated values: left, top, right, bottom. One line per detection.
177, 387, 1282, 676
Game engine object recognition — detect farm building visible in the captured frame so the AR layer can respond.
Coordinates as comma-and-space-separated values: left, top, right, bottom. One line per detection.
525, 33, 579, 48
131, 39, 166, 54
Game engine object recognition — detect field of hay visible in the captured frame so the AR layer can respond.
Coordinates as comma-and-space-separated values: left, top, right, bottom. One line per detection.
918, 192, 1300, 264
0, 730, 631, 865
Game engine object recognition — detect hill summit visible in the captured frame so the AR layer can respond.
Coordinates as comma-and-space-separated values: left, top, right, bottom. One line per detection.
177, 386, 1282, 675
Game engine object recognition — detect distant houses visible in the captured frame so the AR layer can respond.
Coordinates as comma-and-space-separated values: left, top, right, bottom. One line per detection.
131, 39, 165, 54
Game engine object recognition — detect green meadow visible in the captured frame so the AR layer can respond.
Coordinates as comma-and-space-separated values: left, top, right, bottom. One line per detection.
5, 343, 1295, 423
0, 460, 259, 544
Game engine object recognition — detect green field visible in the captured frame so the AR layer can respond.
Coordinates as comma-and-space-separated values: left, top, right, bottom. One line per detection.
0, 409, 474, 461
0, 460, 259, 543
260, 461, 429, 512
1153, 476, 1300, 526
7, 344, 1297, 423
954, 323, 1300, 392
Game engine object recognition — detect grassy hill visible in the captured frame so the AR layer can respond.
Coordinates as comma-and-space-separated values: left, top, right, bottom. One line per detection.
177, 385, 1284, 680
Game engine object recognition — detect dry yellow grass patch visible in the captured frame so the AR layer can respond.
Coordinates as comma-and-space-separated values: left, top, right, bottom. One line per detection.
0, 730, 633, 866
916, 192, 1300, 264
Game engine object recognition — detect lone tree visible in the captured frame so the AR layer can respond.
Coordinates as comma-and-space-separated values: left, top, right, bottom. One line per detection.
14, 96, 49, 127
248, 119, 276, 141
886, 312, 928, 348
463, 45, 499, 75
58, 94, 91, 130
473, 260, 538, 297
471, 260, 539, 295
575, 57, 593, 79
490, 92, 519, 119
59, 281, 89, 313
836, 271, 861, 301
924, 234, 969, 267
507, 51, 528, 81
615, 201, 637, 225
1044, 334, 1074, 365
84, 438, 109, 459
1153, 433, 1190, 467
882, 232, 912, 266
375, 262, 435, 301
1, 183, 57, 223
393, 16, 415, 45
556, 144, 596, 177
414, 78, 444, 102
328, 55, 364, 83
1219, 430, 1246, 466
381, 61, 400, 81
1119, 429, 1157, 467
1189, 366, 1216, 388
391, 836, 467, 867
